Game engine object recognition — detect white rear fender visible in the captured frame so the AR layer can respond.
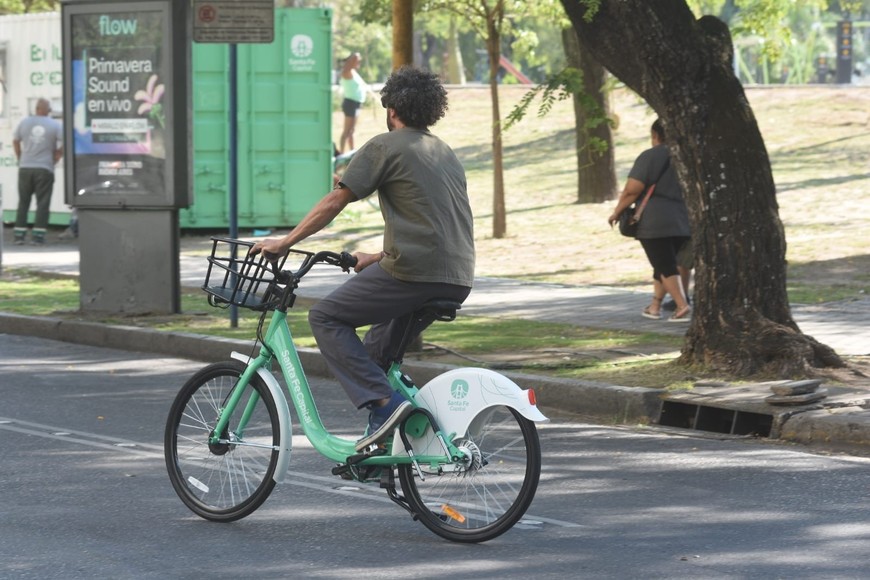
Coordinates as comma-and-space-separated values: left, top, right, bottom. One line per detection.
230, 352, 292, 483
392, 367, 548, 455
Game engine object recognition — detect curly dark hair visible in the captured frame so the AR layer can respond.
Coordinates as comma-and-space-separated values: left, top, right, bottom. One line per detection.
379, 66, 448, 129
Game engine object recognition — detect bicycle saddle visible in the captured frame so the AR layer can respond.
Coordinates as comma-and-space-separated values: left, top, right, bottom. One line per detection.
417, 299, 462, 322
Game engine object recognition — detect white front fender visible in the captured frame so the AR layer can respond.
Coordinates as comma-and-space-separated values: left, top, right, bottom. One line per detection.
392, 367, 548, 455
230, 352, 292, 483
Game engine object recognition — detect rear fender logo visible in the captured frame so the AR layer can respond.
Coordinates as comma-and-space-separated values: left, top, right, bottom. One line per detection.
448, 379, 470, 412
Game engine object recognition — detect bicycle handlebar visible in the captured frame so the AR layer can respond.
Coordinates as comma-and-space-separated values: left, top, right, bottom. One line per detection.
297, 250, 358, 278
276, 249, 358, 283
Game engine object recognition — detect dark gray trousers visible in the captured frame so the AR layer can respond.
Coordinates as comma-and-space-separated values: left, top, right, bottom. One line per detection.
308, 264, 471, 409
16, 168, 55, 230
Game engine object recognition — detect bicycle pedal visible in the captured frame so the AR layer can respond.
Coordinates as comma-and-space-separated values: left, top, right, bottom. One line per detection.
331, 463, 353, 479
346, 446, 387, 465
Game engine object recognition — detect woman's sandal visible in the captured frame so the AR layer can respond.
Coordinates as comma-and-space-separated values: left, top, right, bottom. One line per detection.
668, 305, 691, 322
642, 297, 662, 320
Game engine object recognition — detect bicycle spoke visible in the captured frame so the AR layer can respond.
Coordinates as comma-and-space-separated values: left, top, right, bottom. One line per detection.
165, 361, 280, 522
398, 405, 541, 542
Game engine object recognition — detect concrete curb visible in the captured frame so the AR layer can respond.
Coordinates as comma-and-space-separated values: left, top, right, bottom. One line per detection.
7, 312, 870, 454
0, 312, 664, 423
779, 407, 870, 453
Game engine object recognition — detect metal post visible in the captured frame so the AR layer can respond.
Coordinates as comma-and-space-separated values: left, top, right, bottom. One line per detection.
229, 43, 239, 327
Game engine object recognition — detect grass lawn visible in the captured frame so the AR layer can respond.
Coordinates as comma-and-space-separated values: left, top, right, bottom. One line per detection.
329, 85, 870, 302
3, 85, 868, 389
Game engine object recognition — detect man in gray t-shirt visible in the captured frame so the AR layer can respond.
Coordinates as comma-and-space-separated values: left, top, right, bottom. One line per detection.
251, 67, 475, 449
13, 98, 63, 245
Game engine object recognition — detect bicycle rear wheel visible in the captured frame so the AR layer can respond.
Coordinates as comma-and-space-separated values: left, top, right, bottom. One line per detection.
164, 360, 280, 522
397, 405, 541, 543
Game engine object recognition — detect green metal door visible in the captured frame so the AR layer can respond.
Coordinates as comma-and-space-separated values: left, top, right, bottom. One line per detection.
183, 7, 332, 229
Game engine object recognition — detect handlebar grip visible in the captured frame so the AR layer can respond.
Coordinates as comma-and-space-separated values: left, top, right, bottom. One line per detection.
339, 251, 358, 272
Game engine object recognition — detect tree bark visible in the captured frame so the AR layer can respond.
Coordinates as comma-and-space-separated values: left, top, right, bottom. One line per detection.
560, 0, 843, 376
561, 26, 617, 203
487, 14, 507, 239
392, 0, 414, 69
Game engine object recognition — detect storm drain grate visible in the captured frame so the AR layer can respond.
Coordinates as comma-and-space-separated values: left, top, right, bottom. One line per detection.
658, 400, 773, 437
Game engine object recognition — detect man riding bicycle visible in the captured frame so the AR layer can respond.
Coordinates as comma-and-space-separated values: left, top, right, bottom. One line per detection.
251, 67, 475, 450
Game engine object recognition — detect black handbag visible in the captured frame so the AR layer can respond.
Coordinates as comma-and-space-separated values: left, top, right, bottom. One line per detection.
618, 157, 671, 238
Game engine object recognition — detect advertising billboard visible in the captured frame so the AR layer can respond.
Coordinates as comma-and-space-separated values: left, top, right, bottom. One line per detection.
62, 0, 190, 208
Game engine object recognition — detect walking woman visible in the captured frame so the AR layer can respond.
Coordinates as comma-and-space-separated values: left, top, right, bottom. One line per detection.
608, 119, 692, 322
338, 52, 369, 153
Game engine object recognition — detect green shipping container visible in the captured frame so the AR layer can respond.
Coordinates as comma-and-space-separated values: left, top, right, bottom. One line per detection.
182, 7, 332, 229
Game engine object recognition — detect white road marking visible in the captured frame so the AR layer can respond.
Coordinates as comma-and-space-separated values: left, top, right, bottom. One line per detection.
0, 416, 582, 528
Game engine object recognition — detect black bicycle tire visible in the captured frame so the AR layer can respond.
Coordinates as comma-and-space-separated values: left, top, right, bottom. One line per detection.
164, 360, 280, 522
397, 406, 541, 543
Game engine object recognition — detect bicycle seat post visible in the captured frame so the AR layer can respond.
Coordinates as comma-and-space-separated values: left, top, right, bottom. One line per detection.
388, 299, 461, 368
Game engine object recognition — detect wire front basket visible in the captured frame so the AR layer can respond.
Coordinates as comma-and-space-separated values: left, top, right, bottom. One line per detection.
202, 237, 289, 311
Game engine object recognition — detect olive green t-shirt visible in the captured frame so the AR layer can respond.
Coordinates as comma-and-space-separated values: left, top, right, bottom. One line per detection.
339, 127, 475, 287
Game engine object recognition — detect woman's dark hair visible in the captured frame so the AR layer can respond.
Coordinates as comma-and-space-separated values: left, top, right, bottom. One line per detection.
652, 118, 665, 141
379, 66, 448, 129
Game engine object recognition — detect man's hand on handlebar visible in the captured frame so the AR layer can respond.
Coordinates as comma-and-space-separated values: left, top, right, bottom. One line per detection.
250, 238, 289, 262
351, 251, 386, 273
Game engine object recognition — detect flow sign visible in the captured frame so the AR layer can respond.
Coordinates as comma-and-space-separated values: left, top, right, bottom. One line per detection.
192, 0, 274, 44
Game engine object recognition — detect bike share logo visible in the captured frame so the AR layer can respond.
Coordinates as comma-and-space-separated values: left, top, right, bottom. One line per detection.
288, 34, 315, 72
448, 379, 470, 412
283, 349, 313, 425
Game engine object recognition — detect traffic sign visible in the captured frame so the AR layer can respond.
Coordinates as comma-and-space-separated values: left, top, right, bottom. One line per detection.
193, 0, 274, 44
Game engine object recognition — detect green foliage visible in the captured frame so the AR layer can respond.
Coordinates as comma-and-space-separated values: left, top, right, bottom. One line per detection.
331, 0, 573, 85
835, 0, 866, 16
504, 67, 582, 130
730, 0, 795, 60
356, 0, 392, 24
425, 0, 561, 39
505, 14, 571, 80
683, 0, 869, 84
576, 0, 601, 21
0, 0, 57, 14
503, 66, 612, 158
331, 0, 393, 82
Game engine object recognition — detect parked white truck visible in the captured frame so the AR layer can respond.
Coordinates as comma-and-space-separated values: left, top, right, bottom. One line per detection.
0, 12, 69, 227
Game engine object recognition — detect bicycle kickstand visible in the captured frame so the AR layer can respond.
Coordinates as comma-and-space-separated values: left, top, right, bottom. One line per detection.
380, 468, 416, 518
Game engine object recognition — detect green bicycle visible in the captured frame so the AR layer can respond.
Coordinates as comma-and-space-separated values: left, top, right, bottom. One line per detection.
164, 237, 547, 543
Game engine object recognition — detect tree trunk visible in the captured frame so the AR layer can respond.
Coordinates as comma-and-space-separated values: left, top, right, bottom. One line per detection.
446, 16, 466, 84
560, 0, 843, 376
392, 0, 414, 69
561, 26, 617, 203
487, 19, 507, 239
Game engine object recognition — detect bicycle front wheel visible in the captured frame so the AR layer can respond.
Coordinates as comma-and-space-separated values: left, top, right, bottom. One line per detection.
398, 405, 541, 543
164, 360, 280, 522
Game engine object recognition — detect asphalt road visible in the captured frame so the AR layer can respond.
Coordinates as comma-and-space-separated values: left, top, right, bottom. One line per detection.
2, 334, 870, 579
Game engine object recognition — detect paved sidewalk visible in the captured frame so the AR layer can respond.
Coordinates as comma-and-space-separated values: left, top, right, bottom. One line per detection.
2, 235, 868, 356
2, 232, 870, 454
